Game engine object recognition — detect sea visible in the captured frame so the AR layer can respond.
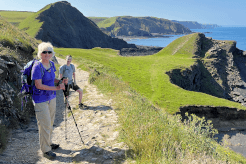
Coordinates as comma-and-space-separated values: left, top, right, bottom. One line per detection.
127, 27, 246, 51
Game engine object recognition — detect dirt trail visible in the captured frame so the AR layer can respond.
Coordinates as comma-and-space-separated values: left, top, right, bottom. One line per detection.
0, 57, 128, 164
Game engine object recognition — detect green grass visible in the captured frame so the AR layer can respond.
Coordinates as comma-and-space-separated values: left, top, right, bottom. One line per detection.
90, 67, 246, 163
97, 17, 117, 28
55, 33, 246, 114
0, 16, 39, 60
84, 68, 246, 163
18, 4, 52, 37
54, 33, 246, 163
88, 17, 109, 24
0, 10, 35, 26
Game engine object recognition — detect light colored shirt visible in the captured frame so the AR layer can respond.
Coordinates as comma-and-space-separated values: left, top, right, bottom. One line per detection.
59, 64, 75, 84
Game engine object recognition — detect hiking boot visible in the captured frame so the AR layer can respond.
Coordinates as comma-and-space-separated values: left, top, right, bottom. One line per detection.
43, 151, 56, 160
51, 143, 60, 150
79, 103, 87, 109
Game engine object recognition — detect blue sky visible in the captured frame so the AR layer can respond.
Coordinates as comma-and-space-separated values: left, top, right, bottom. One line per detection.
1, 0, 245, 26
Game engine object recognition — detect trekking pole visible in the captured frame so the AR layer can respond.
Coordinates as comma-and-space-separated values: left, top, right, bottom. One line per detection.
65, 97, 67, 141
58, 77, 68, 141
65, 97, 84, 145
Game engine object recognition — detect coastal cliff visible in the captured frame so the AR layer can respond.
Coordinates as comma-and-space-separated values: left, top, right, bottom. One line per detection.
172, 20, 220, 29
90, 16, 192, 37
166, 33, 246, 102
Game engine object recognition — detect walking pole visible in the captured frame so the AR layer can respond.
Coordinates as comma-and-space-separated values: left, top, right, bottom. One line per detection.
65, 97, 85, 145
59, 77, 68, 142
65, 96, 67, 141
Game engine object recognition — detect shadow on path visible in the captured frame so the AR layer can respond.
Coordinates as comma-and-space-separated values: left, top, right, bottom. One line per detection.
53, 145, 127, 164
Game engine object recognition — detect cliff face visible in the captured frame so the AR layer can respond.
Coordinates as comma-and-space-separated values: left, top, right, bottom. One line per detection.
35, 1, 136, 49
172, 20, 220, 29
0, 16, 40, 128
101, 16, 191, 37
167, 33, 246, 104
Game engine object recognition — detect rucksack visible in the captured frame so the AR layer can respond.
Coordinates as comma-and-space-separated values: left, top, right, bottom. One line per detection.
18, 59, 52, 110
19, 59, 40, 95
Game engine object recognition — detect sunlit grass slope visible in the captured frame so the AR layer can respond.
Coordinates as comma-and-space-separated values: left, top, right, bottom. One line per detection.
0, 11, 35, 26
96, 17, 117, 28
0, 16, 39, 55
18, 4, 52, 37
55, 33, 246, 114
88, 17, 109, 24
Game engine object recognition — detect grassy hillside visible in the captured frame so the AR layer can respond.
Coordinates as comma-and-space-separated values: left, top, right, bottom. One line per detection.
0, 15, 39, 58
96, 17, 118, 28
55, 33, 245, 114
18, 4, 52, 37
88, 17, 109, 24
0, 10, 35, 26
55, 33, 246, 163
1, 9, 246, 163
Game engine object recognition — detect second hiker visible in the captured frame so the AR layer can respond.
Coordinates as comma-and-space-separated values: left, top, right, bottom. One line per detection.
59, 55, 85, 109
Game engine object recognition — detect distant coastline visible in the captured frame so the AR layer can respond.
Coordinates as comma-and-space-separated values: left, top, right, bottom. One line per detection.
117, 32, 194, 42
126, 27, 246, 51
117, 35, 174, 42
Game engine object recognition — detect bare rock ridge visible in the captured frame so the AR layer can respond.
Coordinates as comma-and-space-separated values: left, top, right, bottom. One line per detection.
166, 33, 246, 125
167, 33, 246, 101
36, 1, 136, 50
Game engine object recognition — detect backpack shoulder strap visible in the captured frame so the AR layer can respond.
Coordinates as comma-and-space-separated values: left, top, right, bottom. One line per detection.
49, 61, 54, 69
33, 60, 44, 78
71, 64, 75, 72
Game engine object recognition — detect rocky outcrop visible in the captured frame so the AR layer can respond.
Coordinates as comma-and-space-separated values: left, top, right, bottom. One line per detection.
178, 106, 246, 128
119, 45, 163, 56
0, 16, 39, 128
167, 33, 246, 105
35, 1, 136, 50
100, 16, 191, 37
0, 53, 34, 127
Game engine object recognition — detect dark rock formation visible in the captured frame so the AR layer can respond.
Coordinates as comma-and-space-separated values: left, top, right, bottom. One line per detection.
35, 1, 136, 50
119, 45, 163, 56
0, 50, 35, 127
167, 33, 246, 103
100, 16, 191, 37
179, 106, 246, 121
178, 106, 246, 129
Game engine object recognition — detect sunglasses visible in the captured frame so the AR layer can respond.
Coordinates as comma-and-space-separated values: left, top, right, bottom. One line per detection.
42, 51, 52, 54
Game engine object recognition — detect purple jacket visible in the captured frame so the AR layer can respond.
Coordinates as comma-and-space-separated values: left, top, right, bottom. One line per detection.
31, 61, 56, 103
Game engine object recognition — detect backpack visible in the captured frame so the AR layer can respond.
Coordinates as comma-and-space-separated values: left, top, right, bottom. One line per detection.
18, 59, 52, 110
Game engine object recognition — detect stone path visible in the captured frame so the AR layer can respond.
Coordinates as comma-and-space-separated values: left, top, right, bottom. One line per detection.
0, 57, 129, 164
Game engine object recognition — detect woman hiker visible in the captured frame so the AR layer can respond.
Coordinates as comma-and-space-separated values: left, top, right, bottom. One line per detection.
31, 42, 67, 159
